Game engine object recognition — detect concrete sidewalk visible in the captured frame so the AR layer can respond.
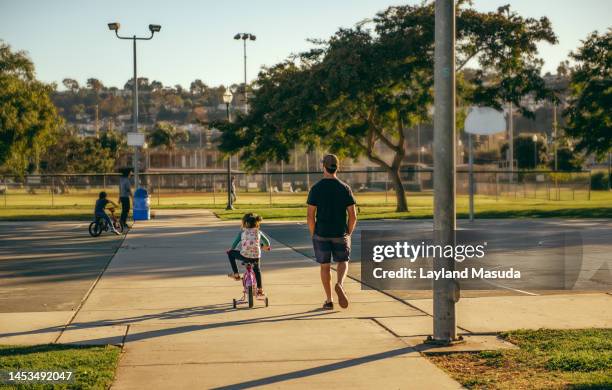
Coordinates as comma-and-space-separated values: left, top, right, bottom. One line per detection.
55, 210, 462, 389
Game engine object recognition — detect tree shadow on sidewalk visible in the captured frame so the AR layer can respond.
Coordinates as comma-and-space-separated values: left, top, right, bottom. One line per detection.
211, 346, 417, 390
0, 305, 337, 344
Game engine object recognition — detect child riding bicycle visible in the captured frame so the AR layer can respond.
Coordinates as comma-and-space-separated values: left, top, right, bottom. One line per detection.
227, 213, 271, 295
94, 191, 121, 235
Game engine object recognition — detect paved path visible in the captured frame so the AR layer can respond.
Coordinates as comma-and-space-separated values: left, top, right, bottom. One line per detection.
0, 221, 122, 312
0, 211, 610, 389
58, 210, 461, 389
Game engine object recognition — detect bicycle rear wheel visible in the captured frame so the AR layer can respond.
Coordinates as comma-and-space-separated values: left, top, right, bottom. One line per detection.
89, 221, 102, 237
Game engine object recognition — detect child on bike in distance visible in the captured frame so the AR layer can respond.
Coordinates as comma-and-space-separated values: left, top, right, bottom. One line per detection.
94, 191, 120, 235
227, 212, 271, 295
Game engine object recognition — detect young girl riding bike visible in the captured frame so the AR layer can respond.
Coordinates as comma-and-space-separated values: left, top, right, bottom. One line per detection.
227, 213, 271, 296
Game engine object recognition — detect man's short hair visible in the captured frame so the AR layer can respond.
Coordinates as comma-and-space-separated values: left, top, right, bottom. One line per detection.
322, 154, 339, 173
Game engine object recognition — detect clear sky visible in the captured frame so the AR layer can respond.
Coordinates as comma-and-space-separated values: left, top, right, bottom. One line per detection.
0, 0, 610, 90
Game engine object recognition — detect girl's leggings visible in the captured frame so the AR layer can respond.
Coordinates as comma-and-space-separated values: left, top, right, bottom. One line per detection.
227, 249, 262, 288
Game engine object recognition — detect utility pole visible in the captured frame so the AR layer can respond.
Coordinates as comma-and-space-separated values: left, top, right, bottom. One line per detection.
432, 0, 458, 344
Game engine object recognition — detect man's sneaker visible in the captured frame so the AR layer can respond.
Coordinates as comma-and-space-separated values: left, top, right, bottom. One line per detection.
112, 230, 120, 236
322, 301, 334, 310
335, 283, 349, 308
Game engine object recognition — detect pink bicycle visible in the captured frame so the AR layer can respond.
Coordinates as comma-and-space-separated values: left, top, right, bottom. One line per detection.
232, 261, 269, 309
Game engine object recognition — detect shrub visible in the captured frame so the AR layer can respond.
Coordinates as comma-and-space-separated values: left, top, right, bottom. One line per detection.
591, 172, 610, 190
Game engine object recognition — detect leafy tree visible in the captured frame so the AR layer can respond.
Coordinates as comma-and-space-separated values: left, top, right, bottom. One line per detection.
218, 3, 556, 211
147, 122, 188, 150
552, 147, 584, 171
86, 78, 104, 94
190, 79, 208, 95
501, 136, 548, 169
99, 129, 126, 161
62, 78, 80, 93
0, 42, 61, 175
564, 30, 611, 159
99, 95, 127, 121
150, 80, 163, 92
42, 127, 116, 174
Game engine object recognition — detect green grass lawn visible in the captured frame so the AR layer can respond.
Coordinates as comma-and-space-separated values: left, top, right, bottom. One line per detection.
0, 344, 121, 389
215, 191, 612, 220
0, 191, 610, 221
428, 329, 612, 390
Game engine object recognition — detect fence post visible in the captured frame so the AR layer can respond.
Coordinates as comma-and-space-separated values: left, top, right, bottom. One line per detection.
3, 175, 6, 207
495, 172, 499, 201
588, 171, 591, 201
385, 176, 388, 204
51, 176, 55, 208
103, 174, 107, 190
268, 173, 272, 206
212, 175, 216, 205
157, 175, 161, 206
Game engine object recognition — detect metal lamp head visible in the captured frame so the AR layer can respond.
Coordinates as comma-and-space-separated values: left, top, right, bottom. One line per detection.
108, 22, 120, 31
149, 24, 161, 33
222, 90, 233, 104
249, 34, 256, 41
233, 33, 241, 40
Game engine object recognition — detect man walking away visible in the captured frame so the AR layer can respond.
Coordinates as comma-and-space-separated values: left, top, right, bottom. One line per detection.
307, 154, 357, 310
119, 168, 133, 230
230, 176, 237, 204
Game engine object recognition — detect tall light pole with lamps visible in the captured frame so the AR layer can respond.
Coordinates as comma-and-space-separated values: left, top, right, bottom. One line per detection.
233, 33, 256, 110
223, 90, 234, 210
107, 22, 161, 188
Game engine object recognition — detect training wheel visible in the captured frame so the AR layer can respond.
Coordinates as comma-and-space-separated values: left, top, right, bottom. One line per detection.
265, 297, 269, 307
232, 299, 237, 309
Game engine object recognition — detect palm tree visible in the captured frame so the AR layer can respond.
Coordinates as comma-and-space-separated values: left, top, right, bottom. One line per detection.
147, 122, 189, 167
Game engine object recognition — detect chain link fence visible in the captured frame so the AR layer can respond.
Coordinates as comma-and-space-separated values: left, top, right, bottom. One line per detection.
0, 169, 592, 208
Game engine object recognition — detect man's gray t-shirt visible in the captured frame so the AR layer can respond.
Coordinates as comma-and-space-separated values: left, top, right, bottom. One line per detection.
119, 177, 131, 198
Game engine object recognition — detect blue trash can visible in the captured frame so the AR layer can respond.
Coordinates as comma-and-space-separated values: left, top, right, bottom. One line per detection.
133, 188, 150, 221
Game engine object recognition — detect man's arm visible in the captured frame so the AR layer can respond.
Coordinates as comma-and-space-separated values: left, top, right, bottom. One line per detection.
347, 204, 357, 236
307, 205, 317, 237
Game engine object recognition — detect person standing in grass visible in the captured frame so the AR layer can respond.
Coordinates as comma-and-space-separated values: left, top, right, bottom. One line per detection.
230, 175, 237, 204
118, 168, 133, 230
307, 154, 357, 310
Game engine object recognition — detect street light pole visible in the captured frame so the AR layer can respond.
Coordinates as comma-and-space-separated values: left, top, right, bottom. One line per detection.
234, 33, 256, 111
432, 0, 458, 344
108, 23, 161, 188
132, 36, 139, 187
553, 103, 558, 171
223, 90, 234, 210
508, 101, 514, 182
